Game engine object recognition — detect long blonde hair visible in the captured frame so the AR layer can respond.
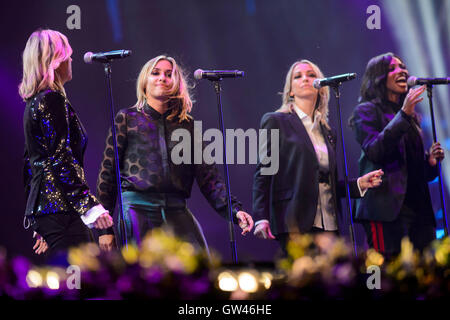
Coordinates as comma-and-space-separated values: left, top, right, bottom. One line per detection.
134, 55, 193, 122
277, 59, 330, 128
19, 29, 72, 100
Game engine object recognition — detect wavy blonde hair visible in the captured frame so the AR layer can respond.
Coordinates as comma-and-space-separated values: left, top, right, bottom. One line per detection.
277, 59, 330, 128
19, 29, 72, 100
134, 55, 193, 122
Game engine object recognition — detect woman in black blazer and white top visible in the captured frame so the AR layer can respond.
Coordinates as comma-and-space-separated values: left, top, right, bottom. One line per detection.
252, 59, 383, 253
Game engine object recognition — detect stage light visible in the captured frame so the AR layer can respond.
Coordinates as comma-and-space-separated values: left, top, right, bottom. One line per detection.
46, 271, 60, 290
26, 269, 43, 288
218, 271, 238, 292
260, 272, 273, 289
238, 271, 258, 293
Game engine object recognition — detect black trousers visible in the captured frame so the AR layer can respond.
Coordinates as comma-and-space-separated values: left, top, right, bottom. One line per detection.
33, 212, 93, 261
362, 205, 436, 257
121, 191, 209, 253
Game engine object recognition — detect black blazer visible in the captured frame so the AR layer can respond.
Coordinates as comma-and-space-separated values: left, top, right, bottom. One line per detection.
23, 89, 98, 217
351, 99, 437, 223
252, 111, 360, 236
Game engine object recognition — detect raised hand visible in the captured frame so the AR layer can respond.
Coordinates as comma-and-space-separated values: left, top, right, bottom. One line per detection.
402, 85, 426, 116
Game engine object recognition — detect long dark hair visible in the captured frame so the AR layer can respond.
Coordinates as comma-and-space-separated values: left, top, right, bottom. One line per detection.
349, 52, 413, 127
358, 52, 407, 103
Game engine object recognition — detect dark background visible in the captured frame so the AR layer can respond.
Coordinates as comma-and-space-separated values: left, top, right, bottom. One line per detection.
0, 0, 448, 264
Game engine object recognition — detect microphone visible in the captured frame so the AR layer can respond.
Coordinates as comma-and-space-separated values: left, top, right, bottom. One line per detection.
313, 73, 357, 89
194, 69, 244, 80
407, 76, 450, 86
84, 50, 132, 63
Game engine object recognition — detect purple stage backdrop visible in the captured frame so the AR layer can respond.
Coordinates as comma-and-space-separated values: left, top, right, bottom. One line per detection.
1, 0, 448, 264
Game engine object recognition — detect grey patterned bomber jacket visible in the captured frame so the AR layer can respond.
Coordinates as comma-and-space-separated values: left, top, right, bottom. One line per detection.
96, 103, 243, 222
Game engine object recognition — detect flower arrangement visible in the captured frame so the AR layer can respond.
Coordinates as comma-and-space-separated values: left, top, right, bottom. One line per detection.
267, 233, 450, 300
1, 230, 450, 300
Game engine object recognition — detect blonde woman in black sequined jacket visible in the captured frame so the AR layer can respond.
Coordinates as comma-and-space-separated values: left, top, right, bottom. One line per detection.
20, 29, 113, 258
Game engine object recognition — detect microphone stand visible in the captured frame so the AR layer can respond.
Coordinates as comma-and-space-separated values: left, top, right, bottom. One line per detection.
208, 79, 238, 264
331, 84, 357, 256
103, 63, 127, 248
426, 85, 449, 237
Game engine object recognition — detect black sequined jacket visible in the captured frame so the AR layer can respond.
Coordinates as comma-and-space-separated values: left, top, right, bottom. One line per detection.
23, 89, 99, 217
96, 104, 243, 223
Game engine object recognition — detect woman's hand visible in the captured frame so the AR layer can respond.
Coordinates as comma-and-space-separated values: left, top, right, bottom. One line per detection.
94, 212, 114, 229
99, 234, 116, 252
253, 221, 276, 240
32, 232, 48, 255
236, 211, 254, 235
429, 142, 445, 166
402, 85, 426, 116
359, 169, 384, 191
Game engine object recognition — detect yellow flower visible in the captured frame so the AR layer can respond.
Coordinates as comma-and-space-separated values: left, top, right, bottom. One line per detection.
365, 249, 384, 268
121, 244, 139, 265
68, 244, 100, 271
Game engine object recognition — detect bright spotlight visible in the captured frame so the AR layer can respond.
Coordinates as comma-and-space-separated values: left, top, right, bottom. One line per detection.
26, 270, 43, 288
260, 272, 273, 289
46, 271, 60, 290
238, 272, 258, 293
218, 271, 238, 292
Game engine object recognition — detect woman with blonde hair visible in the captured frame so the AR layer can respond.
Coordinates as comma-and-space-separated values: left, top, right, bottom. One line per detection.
96, 55, 253, 251
21, 29, 113, 258
252, 59, 383, 255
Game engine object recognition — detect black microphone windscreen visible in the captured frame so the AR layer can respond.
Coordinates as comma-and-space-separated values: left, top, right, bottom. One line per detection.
407, 76, 417, 87
83, 52, 93, 64
193, 69, 203, 80
313, 79, 321, 89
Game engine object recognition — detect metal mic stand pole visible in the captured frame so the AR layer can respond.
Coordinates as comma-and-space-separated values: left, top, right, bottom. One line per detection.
211, 79, 238, 264
426, 84, 449, 236
103, 62, 128, 248
331, 84, 357, 256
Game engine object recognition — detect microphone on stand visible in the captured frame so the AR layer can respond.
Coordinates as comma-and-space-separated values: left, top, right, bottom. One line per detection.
407, 76, 450, 86
313, 73, 357, 89
194, 69, 244, 80
84, 50, 132, 63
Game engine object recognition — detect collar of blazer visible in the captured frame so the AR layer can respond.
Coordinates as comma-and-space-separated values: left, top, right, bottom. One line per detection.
287, 112, 336, 168
287, 111, 316, 154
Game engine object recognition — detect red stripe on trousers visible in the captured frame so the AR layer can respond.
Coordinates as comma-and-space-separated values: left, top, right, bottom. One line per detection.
370, 222, 379, 251
376, 222, 385, 253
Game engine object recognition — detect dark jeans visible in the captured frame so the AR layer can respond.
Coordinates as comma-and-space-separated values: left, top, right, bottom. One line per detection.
33, 212, 93, 263
362, 205, 436, 257
121, 191, 209, 253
